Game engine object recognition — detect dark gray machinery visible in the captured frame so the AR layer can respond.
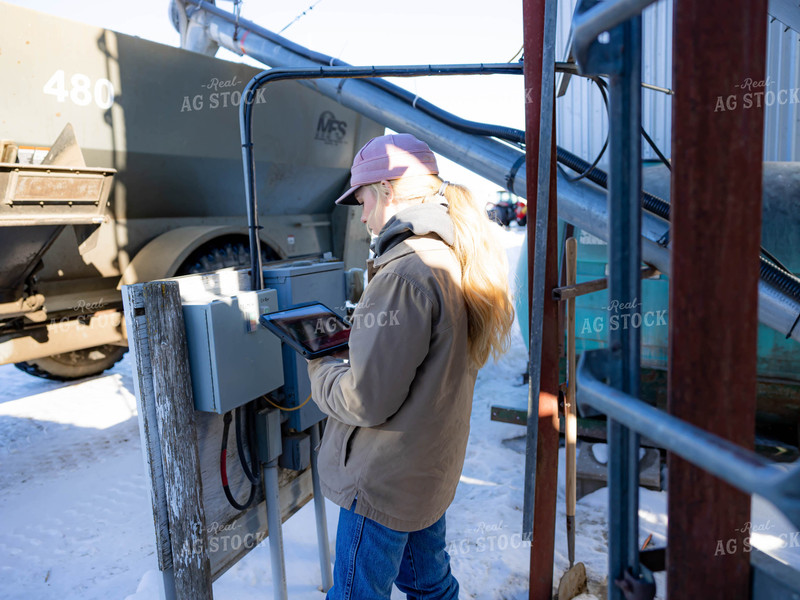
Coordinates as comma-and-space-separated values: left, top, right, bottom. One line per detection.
0, 2, 383, 379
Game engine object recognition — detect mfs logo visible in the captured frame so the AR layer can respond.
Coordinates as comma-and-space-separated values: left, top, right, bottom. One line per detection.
315, 111, 347, 145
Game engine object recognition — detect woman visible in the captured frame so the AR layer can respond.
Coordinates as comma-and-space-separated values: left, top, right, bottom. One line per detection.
308, 133, 515, 599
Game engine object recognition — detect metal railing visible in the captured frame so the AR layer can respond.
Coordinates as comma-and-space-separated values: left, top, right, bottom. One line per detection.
570, 0, 800, 598
578, 349, 800, 529
569, 2, 651, 595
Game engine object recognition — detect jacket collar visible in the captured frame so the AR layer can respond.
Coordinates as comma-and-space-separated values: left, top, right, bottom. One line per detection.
373, 235, 447, 269
371, 202, 454, 259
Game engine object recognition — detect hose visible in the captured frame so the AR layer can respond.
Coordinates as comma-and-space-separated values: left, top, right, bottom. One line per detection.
187, 0, 800, 305
555, 146, 672, 220
555, 147, 800, 304
761, 256, 800, 300
184, 0, 527, 145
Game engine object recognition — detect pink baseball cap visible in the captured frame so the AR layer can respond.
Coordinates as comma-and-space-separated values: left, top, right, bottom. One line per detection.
334, 133, 439, 205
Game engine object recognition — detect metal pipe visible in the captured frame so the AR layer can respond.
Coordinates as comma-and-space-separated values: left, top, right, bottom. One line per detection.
667, 0, 765, 595
189, 0, 800, 344
238, 63, 529, 298
238, 66, 527, 598
577, 348, 800, 531
759, 281, 800, 341
605, 15, 643, 595
522, 1, 561, 596
161, 568, 177, 600
203, 9, 530, 198
310, 423, 333, 592
263, 460, 288, 600
553, 170, 800, 344
769, 0, 800, 33
522, 0, 558, 544
183, 0, 527, 144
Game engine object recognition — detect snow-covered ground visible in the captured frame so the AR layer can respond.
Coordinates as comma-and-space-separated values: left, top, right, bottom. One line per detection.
1, 225, 798, 600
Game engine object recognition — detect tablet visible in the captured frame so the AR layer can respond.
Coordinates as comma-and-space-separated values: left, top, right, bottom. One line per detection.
260, 301, 350, 359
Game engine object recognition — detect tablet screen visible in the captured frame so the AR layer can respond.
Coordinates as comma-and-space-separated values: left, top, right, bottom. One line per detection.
262, 303, 350, 355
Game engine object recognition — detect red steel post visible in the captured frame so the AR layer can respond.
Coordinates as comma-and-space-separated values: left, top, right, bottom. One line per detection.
523, 0, 560, 597
668, 0, 766, 597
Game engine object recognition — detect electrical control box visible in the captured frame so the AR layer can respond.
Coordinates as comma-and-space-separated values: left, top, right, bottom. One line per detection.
182, 289, 284, 413
279, 431, 311, 471
256, 407, 283, 464
263, 261, 346, 431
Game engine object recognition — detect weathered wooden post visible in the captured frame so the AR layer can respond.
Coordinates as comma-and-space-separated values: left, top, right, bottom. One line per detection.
123, 280, 213, 600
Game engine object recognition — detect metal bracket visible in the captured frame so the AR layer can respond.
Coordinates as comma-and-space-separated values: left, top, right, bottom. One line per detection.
571, 0, 621, 75
572, 0, 659, 76
577, 348, 800, 531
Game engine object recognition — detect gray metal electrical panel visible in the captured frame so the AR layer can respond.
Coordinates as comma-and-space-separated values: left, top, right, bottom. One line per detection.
263, 260, 346, 431
182, 289, 284, 413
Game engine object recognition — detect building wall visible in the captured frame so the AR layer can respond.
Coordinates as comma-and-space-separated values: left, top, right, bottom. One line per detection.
764, 16, 800, 161
555, 0, 799, 163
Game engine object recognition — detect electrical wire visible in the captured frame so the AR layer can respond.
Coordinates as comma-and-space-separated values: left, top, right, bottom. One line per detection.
263, 393, 313, 412
235, 405, 260, 485
220, 411, 258, 511
591, 76, 672, 173
279, 0, 324, 34
761, 246, 792, 274
508, 44, 524, 63
558, 76, 610, 184
640, 126, 671, 171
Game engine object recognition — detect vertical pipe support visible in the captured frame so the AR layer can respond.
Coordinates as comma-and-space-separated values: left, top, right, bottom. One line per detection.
522, 0, 560, 597
263, 460, 288, 600
311, 423, 334, 592
606, 16, 643, 599
667, 0, 766, 597
161, 569, 177, 600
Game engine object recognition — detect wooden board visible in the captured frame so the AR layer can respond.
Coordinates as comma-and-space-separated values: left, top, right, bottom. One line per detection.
123, 275, 317, 596
122, 284, 174, 571
142, 281, 213, 598
194, 410, 314, 581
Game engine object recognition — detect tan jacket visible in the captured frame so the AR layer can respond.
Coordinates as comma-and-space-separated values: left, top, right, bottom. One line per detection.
307, 203, 476, 531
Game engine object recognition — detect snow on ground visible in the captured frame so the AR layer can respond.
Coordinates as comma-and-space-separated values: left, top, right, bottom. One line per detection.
1, 224, 798, 600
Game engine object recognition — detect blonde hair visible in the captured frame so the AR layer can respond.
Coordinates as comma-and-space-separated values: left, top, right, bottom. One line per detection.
364, 175, 515, 368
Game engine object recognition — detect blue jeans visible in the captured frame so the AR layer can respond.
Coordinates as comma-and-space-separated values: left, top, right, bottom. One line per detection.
327, 502, 459, 600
